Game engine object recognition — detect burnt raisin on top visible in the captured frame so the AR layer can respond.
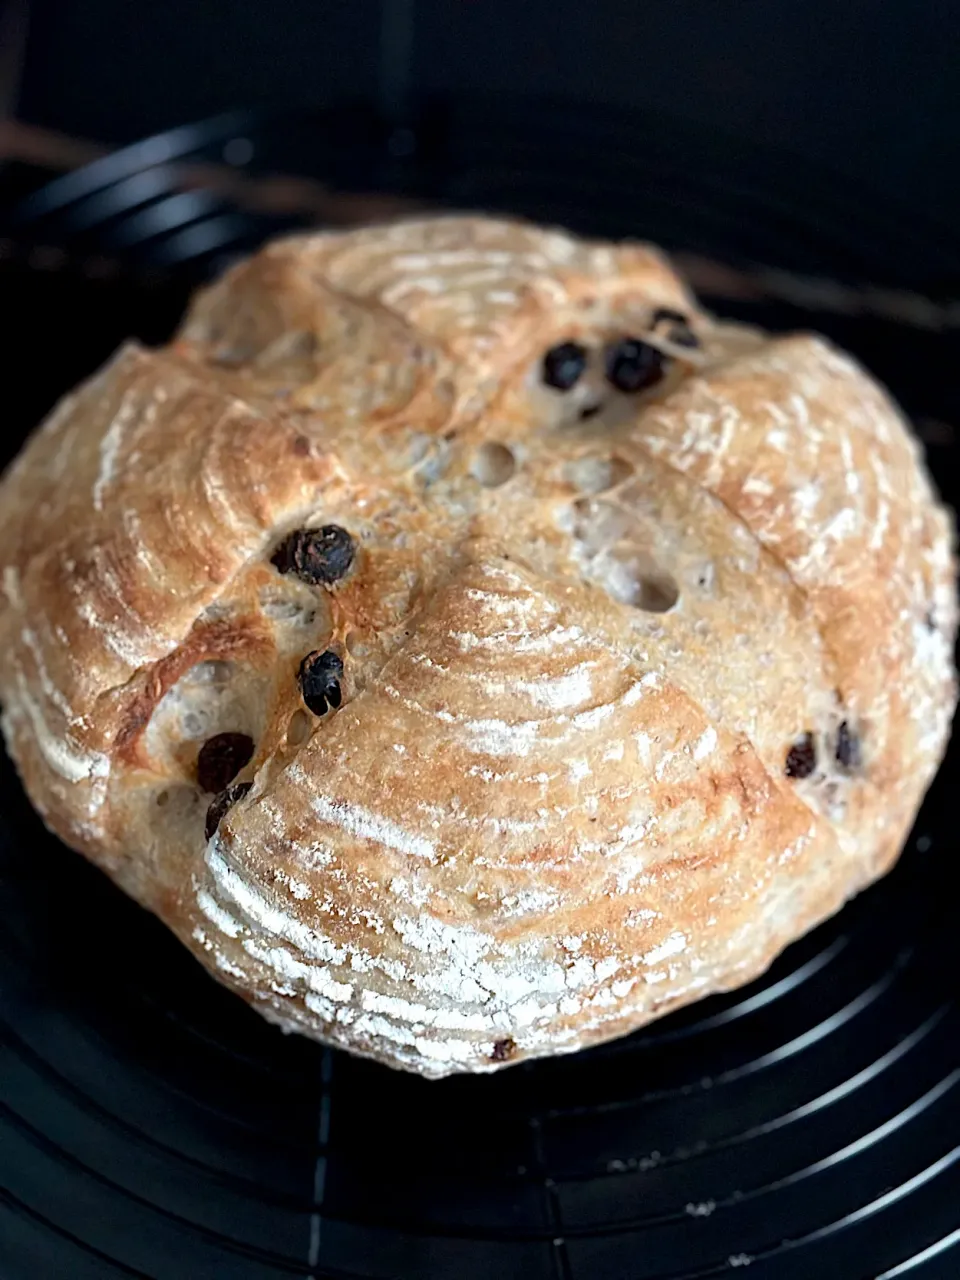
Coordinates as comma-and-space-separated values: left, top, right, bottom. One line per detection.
299, 649, 344, 716
271, 525, 356, 586
197, 732, 255, 794
490, 1037, 517, 1062
835, 721, 862, 770
541, 341, 588, 391
785, 733, 817, 779
204, 780, 253, 840
651, 306, 700, 349
605, 337, 669, 393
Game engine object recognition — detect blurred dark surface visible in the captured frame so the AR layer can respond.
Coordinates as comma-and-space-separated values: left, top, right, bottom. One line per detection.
14, 0, 960, 225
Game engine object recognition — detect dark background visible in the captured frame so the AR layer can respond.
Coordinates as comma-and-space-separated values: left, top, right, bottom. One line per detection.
7, 0, 960, 228
3, 7, 960, 1280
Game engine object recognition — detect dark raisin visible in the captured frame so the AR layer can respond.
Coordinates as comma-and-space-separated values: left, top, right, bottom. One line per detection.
542, 341, 588, 391
651, 306, 699, 348
835, 721, 861, 770
271, 525, 356, 586
490, 1037, 516, 1062
605, 337, 669, 393
785, 733, 817, 779
299, 649, 344, 716
196, 732, 254, 793
204, 780, 253, 840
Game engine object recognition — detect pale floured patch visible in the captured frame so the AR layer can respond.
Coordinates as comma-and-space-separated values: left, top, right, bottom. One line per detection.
12, 673, 109, 786
306, 787, 437, 863
641, 931, 688, 966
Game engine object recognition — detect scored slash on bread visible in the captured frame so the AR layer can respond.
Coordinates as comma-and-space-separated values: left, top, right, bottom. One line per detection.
0, 216, 955, 1077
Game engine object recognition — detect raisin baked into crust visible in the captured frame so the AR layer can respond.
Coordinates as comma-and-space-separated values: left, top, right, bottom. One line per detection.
0, 217, 955, 1077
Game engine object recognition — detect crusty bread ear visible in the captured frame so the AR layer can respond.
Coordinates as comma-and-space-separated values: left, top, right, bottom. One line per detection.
0, 216, 954, 1076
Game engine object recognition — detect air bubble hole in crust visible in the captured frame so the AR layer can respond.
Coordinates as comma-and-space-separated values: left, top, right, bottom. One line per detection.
588, 550, 680, 613
286, 709, 312, 747
184, 659, 234, 686
635, 573, 680, 612
566, 496, 680, 614
259, 589, 316, 625
565, 454, 634, 495
471, 442, 516, 487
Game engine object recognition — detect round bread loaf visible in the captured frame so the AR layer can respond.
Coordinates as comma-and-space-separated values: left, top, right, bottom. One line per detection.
0, 217, 955, 1077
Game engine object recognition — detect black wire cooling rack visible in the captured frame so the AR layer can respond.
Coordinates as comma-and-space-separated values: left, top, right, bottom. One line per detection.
1, 100, 959, 1280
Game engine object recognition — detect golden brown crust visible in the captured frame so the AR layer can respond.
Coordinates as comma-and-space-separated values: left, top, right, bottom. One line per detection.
0, 215, 955, 1076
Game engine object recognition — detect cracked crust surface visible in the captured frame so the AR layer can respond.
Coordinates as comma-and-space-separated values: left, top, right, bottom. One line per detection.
0, 216, 955, 1077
